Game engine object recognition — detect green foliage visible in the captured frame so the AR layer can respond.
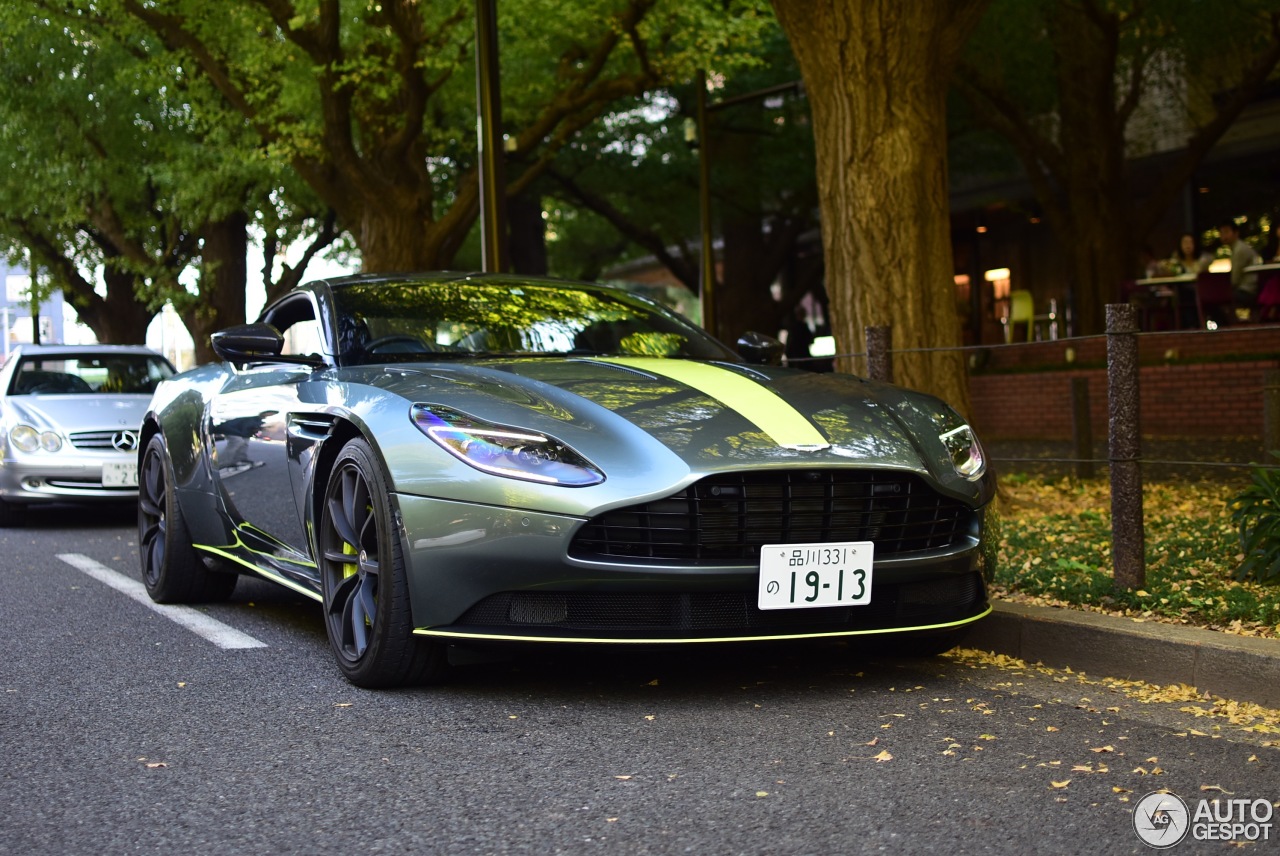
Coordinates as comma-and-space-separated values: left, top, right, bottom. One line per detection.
1231, 455, 1280, 584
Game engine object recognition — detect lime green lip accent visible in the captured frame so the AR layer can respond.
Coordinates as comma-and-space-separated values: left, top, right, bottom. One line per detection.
596, 357, 829, 450
413, 606, 990, 644
194, 543, 323, 602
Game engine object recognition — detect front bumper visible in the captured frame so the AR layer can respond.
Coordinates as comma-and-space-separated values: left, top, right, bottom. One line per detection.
397, 493, 989, 644
0, 455, 137, 503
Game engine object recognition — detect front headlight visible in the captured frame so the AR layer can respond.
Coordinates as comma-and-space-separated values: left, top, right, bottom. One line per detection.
9, 425, 64, 453
410, 404, 605, 487
11, 425, 40, 453
940, 424, 985, 479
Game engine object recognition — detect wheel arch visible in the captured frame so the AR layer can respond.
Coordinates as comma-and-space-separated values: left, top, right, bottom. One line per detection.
307, 416, 403, 553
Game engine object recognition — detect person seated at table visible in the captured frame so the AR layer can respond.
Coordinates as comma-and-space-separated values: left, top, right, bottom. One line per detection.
1169, 232, 1211, 275
1263, 222, 1280, 263
1219, 220, 1263, 315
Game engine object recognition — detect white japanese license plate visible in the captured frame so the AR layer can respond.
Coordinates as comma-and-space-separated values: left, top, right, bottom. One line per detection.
758, 541, 874, 610
103, 461, 138, 487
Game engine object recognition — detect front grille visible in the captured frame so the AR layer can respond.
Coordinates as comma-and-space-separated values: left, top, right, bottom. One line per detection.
69, 431, 118, 450
570, 470, 973, 564
452, 573, 985, 638
68, 431, 135, 452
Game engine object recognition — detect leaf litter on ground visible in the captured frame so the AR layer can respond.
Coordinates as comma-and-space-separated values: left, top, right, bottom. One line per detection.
993, 475, 1280, 637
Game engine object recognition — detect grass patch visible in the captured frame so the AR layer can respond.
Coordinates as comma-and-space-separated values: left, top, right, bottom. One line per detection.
993, 475, 1280, 637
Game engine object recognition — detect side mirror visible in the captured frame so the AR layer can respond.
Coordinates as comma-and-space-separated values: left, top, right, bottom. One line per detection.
211, 323, 324, 367
736, 331, 785, 366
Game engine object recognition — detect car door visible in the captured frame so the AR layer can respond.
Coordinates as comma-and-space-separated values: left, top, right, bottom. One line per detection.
210, 294, 329, 560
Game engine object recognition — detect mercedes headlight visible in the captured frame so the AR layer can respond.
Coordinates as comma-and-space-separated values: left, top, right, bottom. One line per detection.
10, 425, 40, 453
410, 404, 604, 487
10, 425, 64, 453
940, 424, 985, 479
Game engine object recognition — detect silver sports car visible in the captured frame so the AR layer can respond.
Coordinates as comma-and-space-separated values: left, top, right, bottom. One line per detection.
0, 344, 175, 525
141, 273, 995, 687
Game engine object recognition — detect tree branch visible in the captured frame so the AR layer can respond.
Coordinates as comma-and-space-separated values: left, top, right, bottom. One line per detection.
545, 166, 698, 290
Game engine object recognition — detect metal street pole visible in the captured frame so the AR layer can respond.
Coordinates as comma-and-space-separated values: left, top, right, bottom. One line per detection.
695, 70, 715, 334
475, 0, 507, 273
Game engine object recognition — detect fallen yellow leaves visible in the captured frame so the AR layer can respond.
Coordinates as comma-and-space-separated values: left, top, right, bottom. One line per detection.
1050, 780, 1070, 789
948, 648, 1280, 737
874, 750, 893, 763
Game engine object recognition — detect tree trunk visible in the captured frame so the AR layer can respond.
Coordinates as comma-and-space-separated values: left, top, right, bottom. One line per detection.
69, 265, 154, 344
1047, 2, 1134, 335
772, 0, 987, 415
716, 105, 782, 344
509, 193, 549, 275
180, 212, 249, 364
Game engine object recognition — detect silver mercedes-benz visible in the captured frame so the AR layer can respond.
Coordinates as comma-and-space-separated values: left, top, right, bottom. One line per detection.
0, 344, 175, 525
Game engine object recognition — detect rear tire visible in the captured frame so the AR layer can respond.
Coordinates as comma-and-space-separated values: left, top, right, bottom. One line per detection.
318, 438, 446, 688
139, 434, 237, 603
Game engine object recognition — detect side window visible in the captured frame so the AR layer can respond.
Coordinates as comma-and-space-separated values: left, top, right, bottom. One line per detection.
281, 319, 323, 357
264, 295, 326, 359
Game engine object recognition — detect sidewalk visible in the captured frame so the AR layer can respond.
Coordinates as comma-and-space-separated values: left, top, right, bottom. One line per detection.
965, 599, 1280, 709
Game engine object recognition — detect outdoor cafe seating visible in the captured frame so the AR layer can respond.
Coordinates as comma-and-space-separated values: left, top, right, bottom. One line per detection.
1129, 261, 1280, 329
1001, 289, 1059, 342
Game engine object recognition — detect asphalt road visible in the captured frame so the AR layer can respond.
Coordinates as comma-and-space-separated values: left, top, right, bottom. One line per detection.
3, 503, 1279, 855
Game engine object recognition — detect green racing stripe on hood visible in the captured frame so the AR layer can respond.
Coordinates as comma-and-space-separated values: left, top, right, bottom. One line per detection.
595, 357, 829, 449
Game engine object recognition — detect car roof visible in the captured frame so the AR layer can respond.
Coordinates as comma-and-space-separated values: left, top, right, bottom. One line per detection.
7, 344, 164, 357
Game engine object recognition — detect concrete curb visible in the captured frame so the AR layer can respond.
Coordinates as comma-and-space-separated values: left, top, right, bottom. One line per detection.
964, 600, 1280, 709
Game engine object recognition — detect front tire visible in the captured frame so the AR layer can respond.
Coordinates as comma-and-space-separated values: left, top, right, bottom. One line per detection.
318, 438, 446, 688
139, 434, 237, 603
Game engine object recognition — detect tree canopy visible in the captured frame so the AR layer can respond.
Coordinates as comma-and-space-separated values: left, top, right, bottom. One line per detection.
120, 0, 774, 273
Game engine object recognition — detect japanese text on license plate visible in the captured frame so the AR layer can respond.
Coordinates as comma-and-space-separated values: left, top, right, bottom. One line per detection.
757, 541, 874, 610
102, 461, 138, 488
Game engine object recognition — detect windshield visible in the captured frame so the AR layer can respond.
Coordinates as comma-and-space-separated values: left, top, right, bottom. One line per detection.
9, 353, 175, 395
332, 279, 737, 365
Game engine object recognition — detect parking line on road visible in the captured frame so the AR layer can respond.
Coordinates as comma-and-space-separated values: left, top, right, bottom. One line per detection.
57, 553, 268, 650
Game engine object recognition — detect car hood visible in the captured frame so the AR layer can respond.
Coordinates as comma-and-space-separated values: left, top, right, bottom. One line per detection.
341, 357, 986, 506
3, 394, 152, 433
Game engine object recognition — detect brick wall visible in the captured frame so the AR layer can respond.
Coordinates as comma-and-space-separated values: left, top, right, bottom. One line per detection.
967, 329, 1279, 440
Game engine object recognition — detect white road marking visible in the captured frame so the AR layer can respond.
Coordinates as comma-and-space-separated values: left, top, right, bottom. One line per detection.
57, 553, 268, 650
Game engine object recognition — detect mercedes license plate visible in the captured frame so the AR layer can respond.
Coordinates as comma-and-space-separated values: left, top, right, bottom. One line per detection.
103, 461, 138, 487
758, 541, 874, 610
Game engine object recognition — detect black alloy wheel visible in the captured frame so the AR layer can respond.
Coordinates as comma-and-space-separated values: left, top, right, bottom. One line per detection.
138, 434, 237, 603
318, 438, 445, 688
